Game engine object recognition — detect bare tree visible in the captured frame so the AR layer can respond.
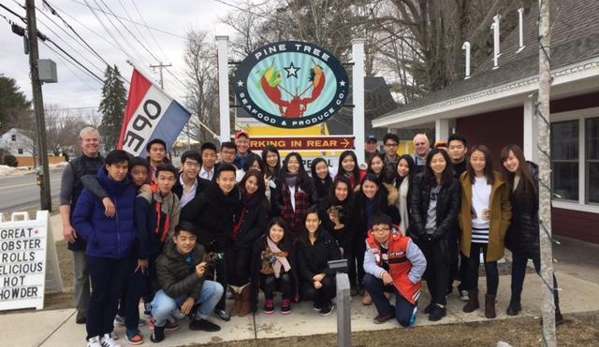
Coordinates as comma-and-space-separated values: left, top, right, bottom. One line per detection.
44, 105, 87, 156
184, 29, 220, 144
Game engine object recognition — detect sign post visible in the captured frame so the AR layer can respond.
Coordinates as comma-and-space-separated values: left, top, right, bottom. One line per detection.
216, 36, 231, 144
352, 38, 366, 165
0, 211, 62, 311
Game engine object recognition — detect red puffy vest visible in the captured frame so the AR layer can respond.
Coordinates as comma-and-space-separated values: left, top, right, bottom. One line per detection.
366, 232, 422, 305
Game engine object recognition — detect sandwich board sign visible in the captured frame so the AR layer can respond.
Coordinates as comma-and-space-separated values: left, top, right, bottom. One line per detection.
0, 211, 62, 311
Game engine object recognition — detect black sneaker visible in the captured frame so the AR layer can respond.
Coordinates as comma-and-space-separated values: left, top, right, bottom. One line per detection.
319, 303, 335, 316
76, 311, 86, 324
424, 302, 433, 314
428, 304, 446, 322
313, 302, 323, 311
150, 326, 165, 343
189, 319, 221, 332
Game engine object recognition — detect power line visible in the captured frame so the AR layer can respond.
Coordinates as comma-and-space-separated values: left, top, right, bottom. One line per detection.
42, 41, 103, 90
90, 0, 152, 68
131, 0, 168, 61
67, 0, 187, 39
35, 9, 106, 77
0, 3, 26, 23
98, 0, 161, 63
1, 4, 104, 83
116, 0, 164, 63
41, 0, 110, 67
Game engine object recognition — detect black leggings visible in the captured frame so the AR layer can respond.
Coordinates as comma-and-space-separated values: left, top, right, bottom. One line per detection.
261, 273, 293, 300
511, 251, 559, 304
226, 247, 252, 287
466, 243, 499, 295
301, 276, 336, 306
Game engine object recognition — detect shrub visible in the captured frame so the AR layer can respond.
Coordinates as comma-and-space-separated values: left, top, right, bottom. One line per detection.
3, 155, 18, 167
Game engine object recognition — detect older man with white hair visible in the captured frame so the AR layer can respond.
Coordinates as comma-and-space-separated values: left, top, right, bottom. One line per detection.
412, 133, 430, 174
59, 127, 105, 324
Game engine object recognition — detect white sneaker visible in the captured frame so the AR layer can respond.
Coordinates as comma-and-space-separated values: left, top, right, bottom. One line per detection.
460, 290, 470, 301
100, 333, 121, 347
86, 336, 102, 347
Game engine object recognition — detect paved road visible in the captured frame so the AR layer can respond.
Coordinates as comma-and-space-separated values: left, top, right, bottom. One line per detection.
0, 171, 63, 215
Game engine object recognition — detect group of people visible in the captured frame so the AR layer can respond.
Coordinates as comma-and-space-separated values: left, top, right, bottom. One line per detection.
60, 127, 560, 347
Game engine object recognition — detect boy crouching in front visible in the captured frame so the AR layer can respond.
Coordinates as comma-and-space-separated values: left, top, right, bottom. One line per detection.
150, 221, 224, 343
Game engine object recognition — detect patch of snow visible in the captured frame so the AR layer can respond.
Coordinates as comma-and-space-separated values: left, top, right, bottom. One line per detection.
0, 165, 17, 176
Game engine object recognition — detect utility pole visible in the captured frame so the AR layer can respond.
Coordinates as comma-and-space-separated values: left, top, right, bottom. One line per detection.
538, 0, 557, 345
26, 0, 52, 211
150, 62, 171, 89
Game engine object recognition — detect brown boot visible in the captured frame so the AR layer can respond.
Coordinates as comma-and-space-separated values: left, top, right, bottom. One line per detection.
463, 290, 479, 313
237, 284, 252, 317
485, 294, 496, 319
229, 287, 242, 316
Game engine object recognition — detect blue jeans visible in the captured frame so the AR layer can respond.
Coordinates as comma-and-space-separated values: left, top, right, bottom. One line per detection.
151, 280, 223, 327
362, 273, 417, 327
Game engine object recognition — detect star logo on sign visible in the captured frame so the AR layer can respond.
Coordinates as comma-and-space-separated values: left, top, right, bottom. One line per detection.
339, 80, 346, 87
237, 80, 244, 87
284, 62, 300, 78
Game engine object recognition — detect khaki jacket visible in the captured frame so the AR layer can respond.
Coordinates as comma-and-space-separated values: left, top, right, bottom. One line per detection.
459, 171, 512, 262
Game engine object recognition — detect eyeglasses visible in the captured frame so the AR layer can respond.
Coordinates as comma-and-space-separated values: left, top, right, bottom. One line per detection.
372, 227, 391, 234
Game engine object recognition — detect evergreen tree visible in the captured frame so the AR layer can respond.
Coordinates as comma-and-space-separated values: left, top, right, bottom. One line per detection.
98, 65, 127, 151
0, 74, 32, 134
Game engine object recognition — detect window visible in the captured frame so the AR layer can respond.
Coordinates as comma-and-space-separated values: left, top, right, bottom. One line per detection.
551, 120, 579, 201
11, 134, 16, 141
586, 117, 599, 204
17, 148, 23, 154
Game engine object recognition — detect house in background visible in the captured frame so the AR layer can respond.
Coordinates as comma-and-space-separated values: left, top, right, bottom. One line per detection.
0, 128, 35, 157
373, 2, 599, 243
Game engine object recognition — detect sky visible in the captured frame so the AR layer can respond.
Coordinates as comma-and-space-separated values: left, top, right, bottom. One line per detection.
0, 0, 237, 111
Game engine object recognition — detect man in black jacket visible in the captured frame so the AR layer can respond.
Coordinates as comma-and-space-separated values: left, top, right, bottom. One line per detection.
172, 150, 210, 210
151, 222, 223, 342
180, 163, 241, 321
59, 126, 104, 324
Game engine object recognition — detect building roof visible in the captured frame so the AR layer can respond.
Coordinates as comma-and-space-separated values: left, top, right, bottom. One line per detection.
374, 1, 599, 127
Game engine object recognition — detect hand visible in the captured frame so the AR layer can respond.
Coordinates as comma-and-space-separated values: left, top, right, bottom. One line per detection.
313, 273, 325, 282
63, 225, 77, 244
139, 184, 152, 194
180, 297, 195, 315
482, 208, 491, 221
136, 259, 149, 274
313, 281, 322, 289
382, 272, 394, 285
102, 197, 115, 218
195, 262, 207, 278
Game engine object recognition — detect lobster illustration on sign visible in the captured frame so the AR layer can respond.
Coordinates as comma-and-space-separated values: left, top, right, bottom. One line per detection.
258, 61, 326, 118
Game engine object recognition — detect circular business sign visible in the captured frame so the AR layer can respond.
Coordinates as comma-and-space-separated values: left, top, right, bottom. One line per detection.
234, 41, 349, 128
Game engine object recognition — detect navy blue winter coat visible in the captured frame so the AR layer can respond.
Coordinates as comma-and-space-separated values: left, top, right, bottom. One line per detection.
72, 167, 138, 259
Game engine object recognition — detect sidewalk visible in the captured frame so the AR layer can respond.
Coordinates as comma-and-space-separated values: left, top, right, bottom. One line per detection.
1, 214, 597, 347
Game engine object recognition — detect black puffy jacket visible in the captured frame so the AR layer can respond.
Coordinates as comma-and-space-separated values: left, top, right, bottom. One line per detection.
506, 162, 540, 259
409, 173, 461, 261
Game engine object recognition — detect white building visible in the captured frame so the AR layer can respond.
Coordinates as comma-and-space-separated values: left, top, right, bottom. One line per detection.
0, 128, 35, 157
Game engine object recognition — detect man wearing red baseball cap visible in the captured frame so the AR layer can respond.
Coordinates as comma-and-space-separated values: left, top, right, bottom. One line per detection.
233, 131, 253, 169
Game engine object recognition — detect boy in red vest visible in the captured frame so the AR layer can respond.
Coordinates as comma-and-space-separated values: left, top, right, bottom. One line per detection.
363, 214, 427, 326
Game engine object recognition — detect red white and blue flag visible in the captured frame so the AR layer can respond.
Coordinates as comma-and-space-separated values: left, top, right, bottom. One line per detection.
117, 69, 190, 157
